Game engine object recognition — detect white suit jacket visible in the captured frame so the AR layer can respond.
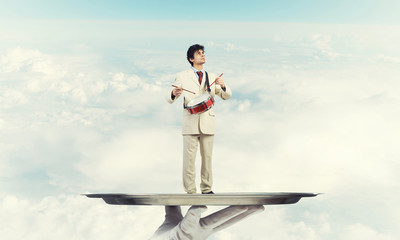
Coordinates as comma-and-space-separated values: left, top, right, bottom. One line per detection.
167, 69, 232, 135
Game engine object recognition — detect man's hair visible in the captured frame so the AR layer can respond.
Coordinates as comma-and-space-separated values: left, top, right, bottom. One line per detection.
187, 44, 204, 66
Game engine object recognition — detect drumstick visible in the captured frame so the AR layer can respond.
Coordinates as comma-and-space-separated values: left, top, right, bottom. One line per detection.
172, 85, 195, 94
206, 73, 223, 91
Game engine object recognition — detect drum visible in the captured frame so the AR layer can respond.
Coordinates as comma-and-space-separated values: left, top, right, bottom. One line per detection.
186, 94, 214, 114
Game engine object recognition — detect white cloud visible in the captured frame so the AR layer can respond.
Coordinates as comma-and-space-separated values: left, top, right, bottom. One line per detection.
340, 223, 397, 240
206, 41, 271, 54
376, 54, 400, 64
76, 128, 182, 193
0, 47, 50, 74
0, 194, 159, 240
312, 34, 332, 51
224, 43, 250, 52
237, 99, 251, 112
109, 72, 161, 92
0, 87, 28, 108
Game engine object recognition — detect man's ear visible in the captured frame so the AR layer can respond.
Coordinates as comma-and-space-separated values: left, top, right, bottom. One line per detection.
189, 57, 194, 63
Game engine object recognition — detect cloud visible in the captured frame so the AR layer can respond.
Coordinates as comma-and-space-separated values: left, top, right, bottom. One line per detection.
237, 99, 251, 112
0, 194, 159, 240
0, 87, 28, 108
311, 34, 353, 60
109, 72, 161, 92
375, 54, 400, 64
207, 41, 271, 53
312, 34, 332, 50
76, 128, 182, 193
0, 47, 52, 74
0, 47, 176, 198
340, 223, 397, 240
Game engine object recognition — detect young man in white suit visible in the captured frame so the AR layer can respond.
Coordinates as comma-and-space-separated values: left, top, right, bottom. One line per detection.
167, 44, 232, 194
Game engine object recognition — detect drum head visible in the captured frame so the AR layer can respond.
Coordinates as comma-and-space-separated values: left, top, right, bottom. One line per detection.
187, 94, 211, 107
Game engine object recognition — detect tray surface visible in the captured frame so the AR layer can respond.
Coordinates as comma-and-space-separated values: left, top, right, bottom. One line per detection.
84, 192, 318, 206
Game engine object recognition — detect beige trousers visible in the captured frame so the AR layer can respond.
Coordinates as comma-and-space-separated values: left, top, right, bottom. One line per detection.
183, 134, 214, 194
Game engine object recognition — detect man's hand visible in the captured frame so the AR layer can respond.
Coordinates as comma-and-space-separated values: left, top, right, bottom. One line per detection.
150, 205, 264, 240
215, 76, 225, 89
172, 86, 183, 98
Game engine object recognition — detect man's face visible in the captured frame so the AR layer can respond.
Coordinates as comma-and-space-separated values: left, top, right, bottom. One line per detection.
190, 49, 205, 65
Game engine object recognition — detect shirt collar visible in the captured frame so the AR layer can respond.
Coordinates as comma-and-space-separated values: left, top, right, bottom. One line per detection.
191, 66, 204, 75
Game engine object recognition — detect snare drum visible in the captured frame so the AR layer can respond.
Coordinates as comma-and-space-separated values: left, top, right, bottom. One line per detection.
186, 94, 214, 114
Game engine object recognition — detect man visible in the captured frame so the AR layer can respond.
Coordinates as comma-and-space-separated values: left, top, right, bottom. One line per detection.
167, 44, 232, 194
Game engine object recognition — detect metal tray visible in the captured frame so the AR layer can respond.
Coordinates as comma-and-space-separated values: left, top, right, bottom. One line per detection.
84, 192, 318, 206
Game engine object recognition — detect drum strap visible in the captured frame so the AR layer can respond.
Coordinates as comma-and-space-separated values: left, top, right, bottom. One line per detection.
205, 71, 211, 93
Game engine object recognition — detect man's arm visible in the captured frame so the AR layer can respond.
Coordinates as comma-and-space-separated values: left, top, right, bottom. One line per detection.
167, 75, 183, 104
214, 74, 232, 100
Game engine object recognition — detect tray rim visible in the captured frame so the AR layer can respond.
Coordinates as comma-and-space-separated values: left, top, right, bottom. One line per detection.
84, 192, 318, 206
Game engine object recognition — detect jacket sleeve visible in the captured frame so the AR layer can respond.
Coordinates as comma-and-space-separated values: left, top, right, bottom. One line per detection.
166, 74, 183, 104
215, 84, 232, 100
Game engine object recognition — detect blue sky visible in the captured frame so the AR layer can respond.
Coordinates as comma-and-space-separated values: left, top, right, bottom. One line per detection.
1, 1, 400, 240
1, 0, 400, 23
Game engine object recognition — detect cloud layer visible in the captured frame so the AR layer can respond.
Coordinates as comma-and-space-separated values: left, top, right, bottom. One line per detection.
1, 21, 399, 239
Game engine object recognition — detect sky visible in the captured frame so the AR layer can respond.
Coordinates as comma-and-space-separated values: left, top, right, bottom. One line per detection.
1, 1, 400, 240
1, 0, 400, 23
